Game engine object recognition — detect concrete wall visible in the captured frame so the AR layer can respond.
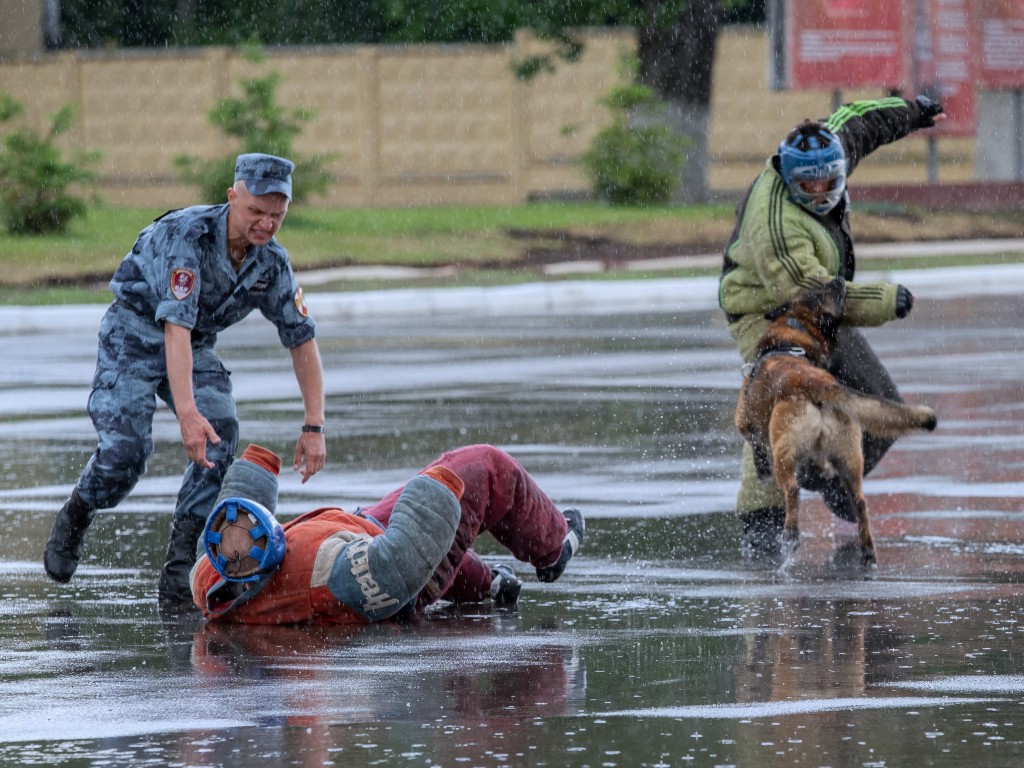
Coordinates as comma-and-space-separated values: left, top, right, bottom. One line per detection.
709, 27, 975, 192
975, 90, 1024, 182
0, 27, 977, 208
0, 0, 44, 60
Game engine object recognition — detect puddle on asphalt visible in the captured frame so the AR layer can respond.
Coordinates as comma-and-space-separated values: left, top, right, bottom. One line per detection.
0, 290, 1023, 765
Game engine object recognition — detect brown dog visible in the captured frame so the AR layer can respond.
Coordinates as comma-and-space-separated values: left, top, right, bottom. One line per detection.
735, 277, 937, 565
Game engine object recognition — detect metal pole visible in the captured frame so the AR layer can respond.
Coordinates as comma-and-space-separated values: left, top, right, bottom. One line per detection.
1016, 88, 1023, 182
928, 136, 938, 184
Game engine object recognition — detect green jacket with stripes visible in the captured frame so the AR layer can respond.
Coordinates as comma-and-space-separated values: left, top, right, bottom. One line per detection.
719, 97, 933, 327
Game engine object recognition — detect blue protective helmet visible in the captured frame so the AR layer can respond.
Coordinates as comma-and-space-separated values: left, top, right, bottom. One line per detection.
778, 121, 847, 215
204, 497, 286, 582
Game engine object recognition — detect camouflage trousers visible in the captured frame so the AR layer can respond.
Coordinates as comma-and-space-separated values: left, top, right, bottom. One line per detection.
727, 314, 902, 515
75, 303, 239, 520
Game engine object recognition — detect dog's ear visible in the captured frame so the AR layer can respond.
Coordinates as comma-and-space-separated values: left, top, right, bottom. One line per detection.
764, 303, 790, 321
796, 278, 846, 326
825, 276, 847, 307
818, 278, 847, 327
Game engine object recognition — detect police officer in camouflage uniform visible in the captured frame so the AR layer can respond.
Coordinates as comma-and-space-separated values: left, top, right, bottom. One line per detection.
43, 153, 327, 604
718, 96, 945, 557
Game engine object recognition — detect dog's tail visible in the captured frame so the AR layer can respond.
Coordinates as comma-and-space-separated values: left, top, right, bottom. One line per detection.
841, 390, 938, 438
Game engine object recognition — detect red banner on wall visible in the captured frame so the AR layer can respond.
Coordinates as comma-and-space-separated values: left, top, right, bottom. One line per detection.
777, 0, 978, 137
978, 0, 1024, 89
784, 0, 910, 89
914, 0, 976, 137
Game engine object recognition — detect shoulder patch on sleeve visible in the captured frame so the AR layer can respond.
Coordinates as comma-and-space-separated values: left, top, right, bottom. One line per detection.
170, 268, 196, 300
294, 286, 309, 317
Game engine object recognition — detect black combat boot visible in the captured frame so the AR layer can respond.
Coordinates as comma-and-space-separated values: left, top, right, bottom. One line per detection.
44, 488, 97, 583
157, 515, 206, 607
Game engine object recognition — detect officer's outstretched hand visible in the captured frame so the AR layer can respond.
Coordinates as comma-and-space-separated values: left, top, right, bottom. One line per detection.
178, 410, 220, 469
895, 285, 915, 319
915, 95, 945, 127
294, 432, 326, 484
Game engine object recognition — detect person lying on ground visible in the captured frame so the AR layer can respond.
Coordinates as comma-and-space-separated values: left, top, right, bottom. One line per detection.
191, 443, 585, 623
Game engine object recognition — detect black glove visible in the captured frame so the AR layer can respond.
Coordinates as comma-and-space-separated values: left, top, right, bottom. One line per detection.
915, 95, 944, 128
895, 285, 914, 319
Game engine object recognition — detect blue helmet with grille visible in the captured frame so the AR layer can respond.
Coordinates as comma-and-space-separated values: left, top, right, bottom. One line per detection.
204, 497, 286, 582
778, 121, 847, 215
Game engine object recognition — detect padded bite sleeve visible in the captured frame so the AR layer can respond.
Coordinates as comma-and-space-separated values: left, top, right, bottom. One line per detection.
327, 474, 461, 621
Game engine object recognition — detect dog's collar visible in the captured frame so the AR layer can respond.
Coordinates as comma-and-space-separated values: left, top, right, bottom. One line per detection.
742, 345, 807, 378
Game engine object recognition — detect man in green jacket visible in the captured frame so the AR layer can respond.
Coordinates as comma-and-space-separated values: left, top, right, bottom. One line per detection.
719, 95, 945, 557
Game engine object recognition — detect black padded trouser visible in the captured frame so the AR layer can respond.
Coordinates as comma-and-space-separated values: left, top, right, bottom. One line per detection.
826, 326, 902, 476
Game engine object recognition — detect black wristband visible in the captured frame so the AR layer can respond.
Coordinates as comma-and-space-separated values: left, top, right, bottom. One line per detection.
301, 424, 324, 434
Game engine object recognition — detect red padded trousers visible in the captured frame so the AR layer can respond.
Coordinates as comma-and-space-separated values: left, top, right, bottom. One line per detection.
362, 445, 568, 607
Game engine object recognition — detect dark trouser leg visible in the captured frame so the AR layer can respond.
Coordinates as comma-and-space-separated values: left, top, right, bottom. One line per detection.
158, 367, 238, 605
158, 440, 235, 607
157, 515, 208, 607
46, 369, 157, 582
828, 326, 902, 475
740, 506, 786, 559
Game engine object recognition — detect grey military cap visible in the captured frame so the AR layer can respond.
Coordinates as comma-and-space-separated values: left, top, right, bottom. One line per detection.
234, 153, 295, 199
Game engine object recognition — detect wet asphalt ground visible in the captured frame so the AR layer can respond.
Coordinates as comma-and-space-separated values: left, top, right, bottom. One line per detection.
1, 262, 1023, 767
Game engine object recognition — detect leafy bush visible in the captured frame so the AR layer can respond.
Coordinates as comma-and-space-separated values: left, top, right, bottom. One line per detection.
582, 83, 688, 207
175, 46, 333, 204
0, 94, 98, 234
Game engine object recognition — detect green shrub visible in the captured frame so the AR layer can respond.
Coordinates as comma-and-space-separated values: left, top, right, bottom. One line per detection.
582, 83, 688, 207
0, 94, 98, 234
175, 46, 333, 204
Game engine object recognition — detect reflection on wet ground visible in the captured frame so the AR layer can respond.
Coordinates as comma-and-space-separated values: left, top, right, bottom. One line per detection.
1, 273, 1023, 766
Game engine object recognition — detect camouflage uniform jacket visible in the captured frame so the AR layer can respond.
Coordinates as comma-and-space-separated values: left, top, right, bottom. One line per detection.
108, 204, 315, 355
719, 97, 934, 327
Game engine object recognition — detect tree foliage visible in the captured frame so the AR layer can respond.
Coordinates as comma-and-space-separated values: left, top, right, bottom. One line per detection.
55, 2, 764, 204
55, 2, 763, 101
0, 94, 99, 234
174, 46, 333, 204
582, 74, 688, 206
56, 0, 661, 48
